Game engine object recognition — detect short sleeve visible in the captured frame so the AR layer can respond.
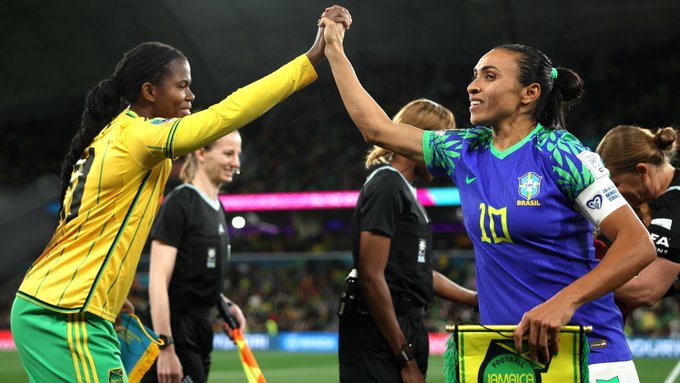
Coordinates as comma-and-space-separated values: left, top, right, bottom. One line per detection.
150, 188, 190, 248
649, 194, 680, 264
649, 221, 680, 264
542, 131, 607, 200
540, 131, 627, 225
359, 174, 404, 238
423, 128, 471, 180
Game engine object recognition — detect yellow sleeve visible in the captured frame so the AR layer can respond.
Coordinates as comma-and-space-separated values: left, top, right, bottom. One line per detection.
124, 54, 317, 167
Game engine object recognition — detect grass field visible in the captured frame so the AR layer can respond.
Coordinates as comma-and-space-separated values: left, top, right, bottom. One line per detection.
1, 350, 678, 382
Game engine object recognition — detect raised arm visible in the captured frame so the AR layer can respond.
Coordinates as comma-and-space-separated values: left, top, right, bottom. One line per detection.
127, 7, 353, 168
171, 6, 353, 156
320, 17, 427, 164
306, 5, 353, 65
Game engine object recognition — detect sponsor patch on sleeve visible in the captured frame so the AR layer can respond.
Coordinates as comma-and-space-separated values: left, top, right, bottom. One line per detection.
575, 177, 627, 226
650, 218, 673, 230
577, 151, 609, 180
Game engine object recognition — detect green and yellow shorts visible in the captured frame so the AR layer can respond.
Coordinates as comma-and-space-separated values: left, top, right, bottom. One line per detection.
11, 296, 128, 383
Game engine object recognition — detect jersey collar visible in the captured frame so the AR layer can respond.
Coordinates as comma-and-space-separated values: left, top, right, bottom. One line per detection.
125, 108, 139, 119
490, 123, 544, 160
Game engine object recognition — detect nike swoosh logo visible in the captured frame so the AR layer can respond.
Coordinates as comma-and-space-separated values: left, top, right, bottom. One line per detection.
465, 175, 477, 184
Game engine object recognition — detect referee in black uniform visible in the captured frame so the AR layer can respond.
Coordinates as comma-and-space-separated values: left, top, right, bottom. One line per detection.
338, 99, 477, 383
143, 131, 246, 383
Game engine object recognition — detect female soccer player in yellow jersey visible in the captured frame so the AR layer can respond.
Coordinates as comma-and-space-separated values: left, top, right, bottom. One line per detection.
10, 5, 352, 382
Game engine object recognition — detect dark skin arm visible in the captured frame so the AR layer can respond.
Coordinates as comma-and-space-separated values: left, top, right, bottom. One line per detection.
433, 271, 477, 307
358, 231, 424, 383
305, 5, 352, 66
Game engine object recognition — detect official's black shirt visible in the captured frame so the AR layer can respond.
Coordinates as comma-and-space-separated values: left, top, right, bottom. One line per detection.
151, 184, 230, 311
649, 168, 680, 267
351, 165, 434, 306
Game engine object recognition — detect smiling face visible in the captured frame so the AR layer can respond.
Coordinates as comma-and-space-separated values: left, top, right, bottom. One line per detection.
467, 49, 529, 127
199, 132, 242, 186
150, 57, 195, 118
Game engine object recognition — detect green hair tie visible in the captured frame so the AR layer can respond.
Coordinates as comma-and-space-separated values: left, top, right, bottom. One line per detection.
551, 67, 558, 80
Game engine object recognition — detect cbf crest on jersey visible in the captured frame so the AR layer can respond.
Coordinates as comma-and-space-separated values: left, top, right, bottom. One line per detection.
517, 172, 542, 206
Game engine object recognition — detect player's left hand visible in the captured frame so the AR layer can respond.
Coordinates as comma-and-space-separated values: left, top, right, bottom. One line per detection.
513, 297, 577, 363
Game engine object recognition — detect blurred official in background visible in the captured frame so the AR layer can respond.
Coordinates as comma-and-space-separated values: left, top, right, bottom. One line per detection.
338, 99, 477, 383
597, 125, 680, 308
143, 131, 245, 383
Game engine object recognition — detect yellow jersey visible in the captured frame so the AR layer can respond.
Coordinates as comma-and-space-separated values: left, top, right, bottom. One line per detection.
18, 54, 317, 322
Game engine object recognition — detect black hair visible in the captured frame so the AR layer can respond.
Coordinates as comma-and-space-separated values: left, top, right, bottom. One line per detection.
58, 42, 186, 211
495, 44, 584, 130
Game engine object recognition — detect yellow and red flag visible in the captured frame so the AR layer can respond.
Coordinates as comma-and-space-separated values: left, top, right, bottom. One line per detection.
231, 328, 266, 383
218, 298, 267, 383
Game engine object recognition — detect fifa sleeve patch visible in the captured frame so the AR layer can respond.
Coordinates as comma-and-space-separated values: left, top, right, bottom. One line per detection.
574, 177, 627, 226
650, 218, 673, 231
577, 151, 609, 180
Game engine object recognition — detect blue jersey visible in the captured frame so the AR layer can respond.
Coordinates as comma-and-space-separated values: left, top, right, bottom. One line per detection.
424, 124, 631, 364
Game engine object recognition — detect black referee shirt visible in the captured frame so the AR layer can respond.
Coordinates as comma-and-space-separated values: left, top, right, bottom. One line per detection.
151, 184, 230, 311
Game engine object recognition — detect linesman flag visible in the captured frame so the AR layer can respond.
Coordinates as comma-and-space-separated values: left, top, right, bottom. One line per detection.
217, 298, 267, 383
444, 324, 590, 383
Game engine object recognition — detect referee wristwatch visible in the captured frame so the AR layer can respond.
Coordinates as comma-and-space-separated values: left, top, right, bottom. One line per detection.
397, 343, 416, 366
158, 334, 174, 350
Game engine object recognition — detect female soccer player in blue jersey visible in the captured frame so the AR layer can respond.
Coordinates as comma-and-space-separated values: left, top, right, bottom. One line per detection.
10, 6, 351, 383
597, 125, 680, 307
319, 17, 655, 382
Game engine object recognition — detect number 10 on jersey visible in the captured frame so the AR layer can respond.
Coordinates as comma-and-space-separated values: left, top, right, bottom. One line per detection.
478, 203, 513, 244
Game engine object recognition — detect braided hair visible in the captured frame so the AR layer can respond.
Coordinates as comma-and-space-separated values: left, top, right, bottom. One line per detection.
58, 42, 185, 210
495, 44, 584, 130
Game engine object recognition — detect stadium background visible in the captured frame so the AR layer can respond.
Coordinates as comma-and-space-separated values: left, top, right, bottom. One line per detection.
1, 0, 680, 381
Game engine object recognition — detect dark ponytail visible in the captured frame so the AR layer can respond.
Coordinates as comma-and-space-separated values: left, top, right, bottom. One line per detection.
496, 44, 584, 130
58, 42, 186, 209
58, 79, 123, 209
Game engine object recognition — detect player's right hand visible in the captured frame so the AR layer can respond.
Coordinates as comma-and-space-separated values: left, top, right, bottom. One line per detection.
319, 16, 347, 51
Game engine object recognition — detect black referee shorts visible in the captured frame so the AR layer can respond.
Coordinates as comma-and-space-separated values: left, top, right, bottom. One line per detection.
338, 310, 428, 382
141, 313, 214, 383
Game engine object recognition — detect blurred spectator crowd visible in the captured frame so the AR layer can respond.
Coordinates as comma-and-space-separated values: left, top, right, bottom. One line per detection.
120, 254, 680, 338
2, 39, 680, 340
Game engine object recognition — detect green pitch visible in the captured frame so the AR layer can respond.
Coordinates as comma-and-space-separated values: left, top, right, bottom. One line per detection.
0, 351, 677, 382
